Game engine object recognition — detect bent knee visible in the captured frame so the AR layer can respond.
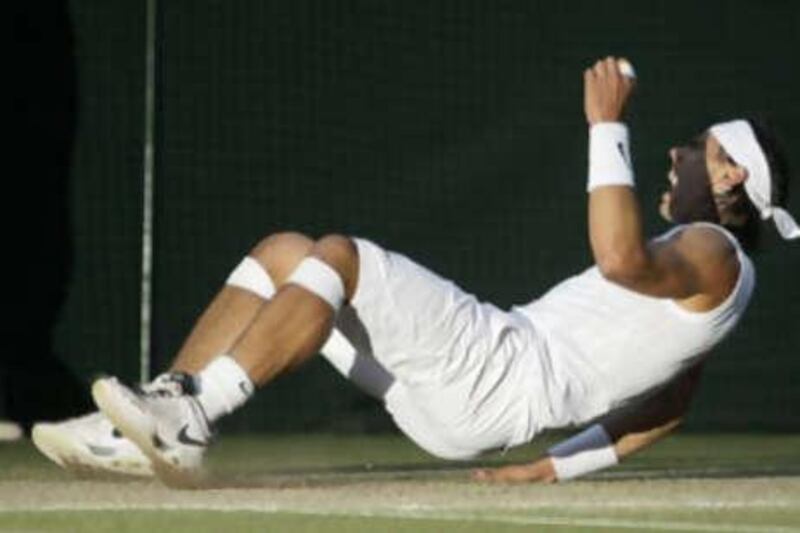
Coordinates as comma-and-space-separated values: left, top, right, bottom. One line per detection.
251, 231, 313, 259
312, 234, 359, 300
250, 231, 314, 285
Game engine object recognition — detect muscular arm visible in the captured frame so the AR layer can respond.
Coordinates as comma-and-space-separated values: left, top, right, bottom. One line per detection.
602, 363, 703, 458
473, 364, 704, 483
584, 58, 736, 303
590, 193, 736, 301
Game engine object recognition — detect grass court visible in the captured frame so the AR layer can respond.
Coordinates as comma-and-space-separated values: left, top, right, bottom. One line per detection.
1, 432, 798, 532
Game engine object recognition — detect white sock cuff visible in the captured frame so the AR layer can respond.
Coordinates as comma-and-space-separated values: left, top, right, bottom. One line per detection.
287, 257, 345, 310
196, 355, 254, 422
226, 257, 276, 299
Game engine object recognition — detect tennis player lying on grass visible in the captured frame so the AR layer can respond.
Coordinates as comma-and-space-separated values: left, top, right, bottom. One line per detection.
34, 56, 799, 486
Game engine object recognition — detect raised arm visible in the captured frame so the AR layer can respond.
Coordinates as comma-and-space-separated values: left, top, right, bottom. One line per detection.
473, 364, 704, 483
583, 57, 735, 302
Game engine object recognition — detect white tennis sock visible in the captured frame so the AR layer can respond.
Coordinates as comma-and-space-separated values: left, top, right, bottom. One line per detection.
195, 355, 254, 422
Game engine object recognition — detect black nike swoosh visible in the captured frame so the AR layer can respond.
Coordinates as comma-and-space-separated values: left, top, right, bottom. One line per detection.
617, 141, 631, 168
177, 425, 209, 447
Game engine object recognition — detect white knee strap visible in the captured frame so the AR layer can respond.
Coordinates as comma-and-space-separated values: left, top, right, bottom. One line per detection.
226, 257, 275, 299
287, 257, 345, 310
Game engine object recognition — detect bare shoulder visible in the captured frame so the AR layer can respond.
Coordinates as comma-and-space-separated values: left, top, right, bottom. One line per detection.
608, 225, 741, 301
668, 225, 741, 307
672, 225, 737, 258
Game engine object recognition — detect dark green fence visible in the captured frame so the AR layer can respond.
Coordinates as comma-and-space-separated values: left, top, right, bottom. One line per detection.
38, 0, 800, 432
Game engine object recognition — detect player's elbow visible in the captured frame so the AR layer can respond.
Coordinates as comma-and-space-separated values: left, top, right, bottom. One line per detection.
596, 249, 650, 285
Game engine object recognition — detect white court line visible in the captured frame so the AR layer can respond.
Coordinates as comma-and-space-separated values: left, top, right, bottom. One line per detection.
2, 504, 797, 533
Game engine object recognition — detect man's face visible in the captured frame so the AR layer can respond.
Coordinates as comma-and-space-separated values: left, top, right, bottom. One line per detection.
659, 133, 748, 222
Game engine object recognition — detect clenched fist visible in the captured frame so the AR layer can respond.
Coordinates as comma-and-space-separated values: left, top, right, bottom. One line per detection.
584, 56, 636, 125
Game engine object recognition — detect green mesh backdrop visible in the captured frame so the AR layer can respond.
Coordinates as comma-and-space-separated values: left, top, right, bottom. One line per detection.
53, 0, 144, 383
52, 0, 799, 433
8, 0, 144, 428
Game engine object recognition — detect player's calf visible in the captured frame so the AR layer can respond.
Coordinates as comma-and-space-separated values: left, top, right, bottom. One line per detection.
93, 239, 358, 488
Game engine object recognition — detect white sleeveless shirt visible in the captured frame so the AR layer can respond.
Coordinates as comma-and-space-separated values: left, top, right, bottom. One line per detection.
514, 223, 755, 428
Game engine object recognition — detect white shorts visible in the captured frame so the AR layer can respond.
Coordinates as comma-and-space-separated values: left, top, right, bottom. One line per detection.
336, 238, 546, 460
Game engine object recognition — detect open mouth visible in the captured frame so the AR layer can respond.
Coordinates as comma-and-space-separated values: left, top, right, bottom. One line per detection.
659, 191, 673, 221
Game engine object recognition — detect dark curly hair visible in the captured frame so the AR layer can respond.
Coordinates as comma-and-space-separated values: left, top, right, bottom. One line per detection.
720, 117, 791, 251
748, 117, 790, 208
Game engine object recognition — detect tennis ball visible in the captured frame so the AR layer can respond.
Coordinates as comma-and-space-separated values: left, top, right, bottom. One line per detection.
617, 58, 636, 79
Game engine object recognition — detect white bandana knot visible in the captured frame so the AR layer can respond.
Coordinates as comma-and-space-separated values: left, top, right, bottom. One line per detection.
709, 119, 800, 240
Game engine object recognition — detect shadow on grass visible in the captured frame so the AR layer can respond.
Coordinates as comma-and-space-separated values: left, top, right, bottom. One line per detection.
199, 461, 800, 490
202, 461, 477, 489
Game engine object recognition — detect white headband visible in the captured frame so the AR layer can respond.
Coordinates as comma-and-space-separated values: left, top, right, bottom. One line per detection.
709, 120, 800, 240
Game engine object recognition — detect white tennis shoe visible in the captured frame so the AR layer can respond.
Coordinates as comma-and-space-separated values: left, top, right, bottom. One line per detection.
32, 411, 153, 477
91, 373, 211, 488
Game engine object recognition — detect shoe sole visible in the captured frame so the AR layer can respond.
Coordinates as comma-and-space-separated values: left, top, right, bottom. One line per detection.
31, 423, 153, 478
91, 378, 204, 489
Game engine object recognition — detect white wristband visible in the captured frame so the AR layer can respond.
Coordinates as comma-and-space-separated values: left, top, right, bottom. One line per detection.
587, 122, 635, 192
548, 424, 619, 481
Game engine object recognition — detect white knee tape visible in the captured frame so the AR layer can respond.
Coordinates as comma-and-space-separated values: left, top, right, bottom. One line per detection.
226, 257, 275, 299
287, 257, 345, 310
